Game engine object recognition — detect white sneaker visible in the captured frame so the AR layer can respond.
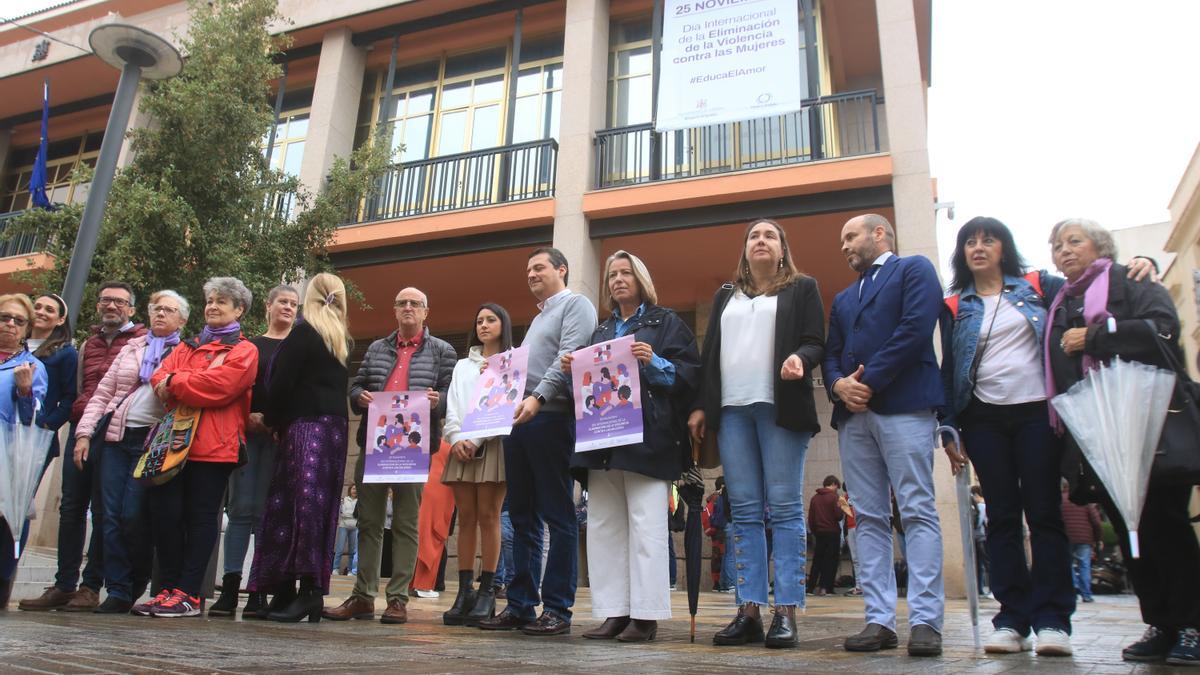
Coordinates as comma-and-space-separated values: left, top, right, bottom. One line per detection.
1036, 628, 1073, 656
412, 589, 440, 599
985, 628, 1033, 654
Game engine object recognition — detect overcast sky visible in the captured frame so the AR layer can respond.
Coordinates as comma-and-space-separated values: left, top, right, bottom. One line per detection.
6, 0, 1199, 271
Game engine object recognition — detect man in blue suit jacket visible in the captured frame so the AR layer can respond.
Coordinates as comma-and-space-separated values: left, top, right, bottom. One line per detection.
823, 214, 945, 656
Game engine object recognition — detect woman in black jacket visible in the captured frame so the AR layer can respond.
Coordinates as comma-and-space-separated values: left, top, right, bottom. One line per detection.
563, 250, 700, 643
1045, 218, 1199, 666
246, 273, 352, 623
687, 218, 826, 649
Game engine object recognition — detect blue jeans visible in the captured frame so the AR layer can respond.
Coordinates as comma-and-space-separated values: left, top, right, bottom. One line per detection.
223, 431, 276, 576
720, 533, 735, 591
1070, 544, 1093, 600
55, 427, 105, 593
496, 507, 543, 589
838, 409, 943, 632
503, 411, 576, 621
99, 427, 152, 601
717, 403, 810, 607
333, 526, 358, 573
962, 399, 1074, 635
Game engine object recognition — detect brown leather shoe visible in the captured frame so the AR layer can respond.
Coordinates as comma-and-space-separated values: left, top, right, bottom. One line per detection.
521, 610, 571, 636
616, 619, 658, 643
380, 598, 408, 624
477, 607, 533, 631
321, 595, 375, 621
18, 586, 73, 611
62, 586, 100, 612
582, 616, 631, 640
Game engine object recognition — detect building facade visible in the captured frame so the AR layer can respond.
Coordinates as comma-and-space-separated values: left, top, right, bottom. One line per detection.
2, 0, 968, 592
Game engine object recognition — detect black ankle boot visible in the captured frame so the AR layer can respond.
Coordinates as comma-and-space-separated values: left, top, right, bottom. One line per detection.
765, 605, 798, 648
257, 582, 296, 620
464, 586, 496, 626
269, 579, 323, 624
443, 571, 477, 626
243, 591, 267, 616
208, 574, 241, 617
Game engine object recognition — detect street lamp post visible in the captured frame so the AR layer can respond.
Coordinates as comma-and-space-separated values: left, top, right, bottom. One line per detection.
59, 23, 182, 327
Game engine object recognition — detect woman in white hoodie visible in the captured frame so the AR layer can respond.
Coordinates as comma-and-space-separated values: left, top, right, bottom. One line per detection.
440, 303, 513, 627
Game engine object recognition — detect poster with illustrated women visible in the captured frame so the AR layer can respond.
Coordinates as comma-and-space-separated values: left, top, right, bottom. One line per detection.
571, 334, 644, 452
364, 390, 431, 483
458, 345, 530, 441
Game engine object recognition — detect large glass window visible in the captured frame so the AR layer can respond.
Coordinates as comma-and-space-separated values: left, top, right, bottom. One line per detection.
601, 11, 822, 184
1, 133, 101, 212
266, 111, 309, 177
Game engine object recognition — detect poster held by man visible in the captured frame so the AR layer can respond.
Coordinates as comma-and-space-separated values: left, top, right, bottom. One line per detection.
364, 391, 432, 483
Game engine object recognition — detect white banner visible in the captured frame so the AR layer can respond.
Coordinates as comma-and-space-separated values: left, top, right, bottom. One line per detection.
657, 0, 804, 132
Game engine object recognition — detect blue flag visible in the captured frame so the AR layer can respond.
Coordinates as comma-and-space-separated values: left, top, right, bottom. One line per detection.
29, 80, 52, 210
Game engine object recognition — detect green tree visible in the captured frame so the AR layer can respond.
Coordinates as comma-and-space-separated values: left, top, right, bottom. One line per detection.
5, 0, 392, 336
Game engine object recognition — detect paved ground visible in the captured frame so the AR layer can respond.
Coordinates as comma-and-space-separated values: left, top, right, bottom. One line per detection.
0, 551, 1176, 674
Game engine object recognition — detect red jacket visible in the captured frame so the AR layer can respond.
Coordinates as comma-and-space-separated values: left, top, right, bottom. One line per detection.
71, 323, 147, 422
808, 487, 844, 534
150, 334, 257, 464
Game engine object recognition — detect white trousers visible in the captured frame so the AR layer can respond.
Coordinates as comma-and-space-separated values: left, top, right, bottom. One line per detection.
586, 469, 672, 620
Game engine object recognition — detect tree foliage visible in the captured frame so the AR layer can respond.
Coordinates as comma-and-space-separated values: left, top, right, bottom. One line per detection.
5, 0, 392, 336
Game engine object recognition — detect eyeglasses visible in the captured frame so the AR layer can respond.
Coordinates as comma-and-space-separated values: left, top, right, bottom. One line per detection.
394, 299, 426, 309
98, 296, 131, 308
0, 313, 29, 327
150, 305, 180, 316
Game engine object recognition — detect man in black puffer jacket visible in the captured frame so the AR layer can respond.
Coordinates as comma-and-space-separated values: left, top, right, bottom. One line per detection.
323, 286, 455, 625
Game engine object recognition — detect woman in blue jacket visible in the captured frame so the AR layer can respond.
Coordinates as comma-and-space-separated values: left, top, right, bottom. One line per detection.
0, 292, 50, 608
28, 293, 78, 465
938, 217, 1152, 657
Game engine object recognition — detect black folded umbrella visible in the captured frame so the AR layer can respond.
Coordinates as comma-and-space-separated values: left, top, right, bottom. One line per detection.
679, 466, 706, 642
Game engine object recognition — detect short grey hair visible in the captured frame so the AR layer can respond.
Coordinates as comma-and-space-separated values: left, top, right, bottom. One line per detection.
149, 289, 190, 321
202, 276, 253, 311
1049, 218, 1118, 260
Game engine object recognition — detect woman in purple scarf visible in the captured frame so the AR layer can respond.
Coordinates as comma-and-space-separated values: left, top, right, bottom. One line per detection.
1044, 218, 1199, 666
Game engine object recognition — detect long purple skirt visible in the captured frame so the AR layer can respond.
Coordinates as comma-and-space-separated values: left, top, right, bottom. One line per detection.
248, 415, 347, 594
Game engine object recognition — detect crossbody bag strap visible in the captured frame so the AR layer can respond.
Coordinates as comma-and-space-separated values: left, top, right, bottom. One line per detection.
968, 294, 1003, 388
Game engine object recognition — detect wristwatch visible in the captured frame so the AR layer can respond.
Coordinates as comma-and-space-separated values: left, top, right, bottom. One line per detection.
533, 393, 546, 405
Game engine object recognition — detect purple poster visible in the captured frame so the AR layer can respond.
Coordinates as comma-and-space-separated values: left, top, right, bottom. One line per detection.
571, 335, 644, 452
459, 345, 530, 441
363, 391, 431, 483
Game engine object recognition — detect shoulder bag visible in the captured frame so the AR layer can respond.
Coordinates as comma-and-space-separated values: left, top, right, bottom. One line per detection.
133, 348, 229, 485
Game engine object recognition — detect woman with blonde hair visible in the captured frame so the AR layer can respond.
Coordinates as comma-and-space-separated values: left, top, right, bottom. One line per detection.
247, 273, 352, 622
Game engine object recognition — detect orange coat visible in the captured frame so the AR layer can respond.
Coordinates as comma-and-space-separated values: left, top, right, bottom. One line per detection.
150, 334, 258, 464
412, 442, 455, 590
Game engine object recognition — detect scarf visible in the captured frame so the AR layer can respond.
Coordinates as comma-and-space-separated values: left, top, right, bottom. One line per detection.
1044, 257, 1113, 431
140, 330, 181, 383
199, 320, 242, 345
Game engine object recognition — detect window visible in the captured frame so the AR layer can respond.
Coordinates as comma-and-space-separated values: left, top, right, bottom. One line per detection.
266, 111, 309, 177
1, 133, 100, 212
608, 18, 653, 128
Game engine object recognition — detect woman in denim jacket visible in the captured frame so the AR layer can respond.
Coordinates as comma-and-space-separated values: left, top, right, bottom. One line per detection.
938, 217, 1153, 657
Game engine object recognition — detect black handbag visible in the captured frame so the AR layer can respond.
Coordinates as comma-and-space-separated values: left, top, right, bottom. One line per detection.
90, 389, 136, 444
1147, 328, 1200, 486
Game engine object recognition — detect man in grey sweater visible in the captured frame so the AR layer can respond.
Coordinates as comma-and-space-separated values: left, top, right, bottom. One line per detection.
479, 247, 597, 635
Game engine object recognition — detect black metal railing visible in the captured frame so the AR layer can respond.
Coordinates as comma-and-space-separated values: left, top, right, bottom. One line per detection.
0, 210, 43, 259
594, 90, 880, 189
355, 138, 558, 223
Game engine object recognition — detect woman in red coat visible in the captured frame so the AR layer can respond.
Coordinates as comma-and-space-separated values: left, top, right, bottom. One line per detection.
135, 277, 259, 618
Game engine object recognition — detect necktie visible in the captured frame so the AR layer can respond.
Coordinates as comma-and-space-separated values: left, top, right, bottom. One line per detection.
858, 263, 881, 300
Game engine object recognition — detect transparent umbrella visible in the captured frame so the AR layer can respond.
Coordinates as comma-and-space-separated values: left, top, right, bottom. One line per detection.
935, 424, 980, 649
1051, 358, 1176, 558
0, 410, 55, 558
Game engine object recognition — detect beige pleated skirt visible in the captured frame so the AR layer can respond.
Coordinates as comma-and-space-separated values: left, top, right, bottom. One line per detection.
441, 437, 505, 484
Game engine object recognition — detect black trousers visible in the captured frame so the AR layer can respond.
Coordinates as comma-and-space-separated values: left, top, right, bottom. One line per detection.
1095, 482, 1200, 630
809, 531, 841, 592
148, 461, 234, 597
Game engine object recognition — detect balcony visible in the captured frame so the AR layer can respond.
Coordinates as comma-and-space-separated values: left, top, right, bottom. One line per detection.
353, 138, 559, 224
593, 90, 880, 189
0, 210, 43, 259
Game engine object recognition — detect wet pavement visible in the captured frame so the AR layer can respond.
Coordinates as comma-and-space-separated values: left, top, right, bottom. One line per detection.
0, 564, 1177, 674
